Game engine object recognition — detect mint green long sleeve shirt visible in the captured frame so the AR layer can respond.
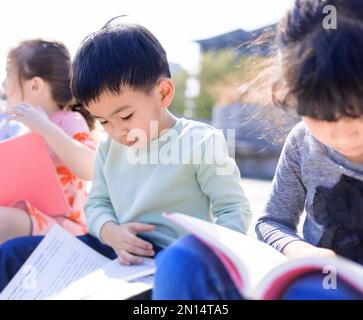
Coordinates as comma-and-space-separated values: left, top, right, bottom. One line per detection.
85, 118, 252, 248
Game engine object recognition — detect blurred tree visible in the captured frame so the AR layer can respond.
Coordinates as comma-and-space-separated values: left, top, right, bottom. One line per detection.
169, 68, 190, 117
193, 49, 266, 119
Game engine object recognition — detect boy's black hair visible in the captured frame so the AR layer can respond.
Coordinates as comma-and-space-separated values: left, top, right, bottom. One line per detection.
71, 23, 171, 105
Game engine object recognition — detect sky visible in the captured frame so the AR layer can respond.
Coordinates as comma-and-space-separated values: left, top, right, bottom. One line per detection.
0, 0, 293, 81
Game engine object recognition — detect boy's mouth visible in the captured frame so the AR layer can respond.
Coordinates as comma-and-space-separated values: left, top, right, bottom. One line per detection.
125, 138, 139, 147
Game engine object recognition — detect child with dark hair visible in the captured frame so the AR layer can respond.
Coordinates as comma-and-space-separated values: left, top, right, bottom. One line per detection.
153, 0, 363, 299
0, 39, 96, 243
0, 23, 251, 290
71, 23, 251, 265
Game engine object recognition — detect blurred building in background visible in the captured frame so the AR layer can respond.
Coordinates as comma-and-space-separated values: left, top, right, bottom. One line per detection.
196, 24, 298, 180
167, 24, 300, 180
195, 24, 276, 57
212, 102, 298, 180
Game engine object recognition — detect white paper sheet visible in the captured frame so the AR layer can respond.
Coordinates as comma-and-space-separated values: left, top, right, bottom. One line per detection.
54, 257, 155, 300
0, 225, 155, 300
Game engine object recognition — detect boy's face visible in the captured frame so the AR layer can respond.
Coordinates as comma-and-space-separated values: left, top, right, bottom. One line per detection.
86, 83, 171, 147
303, 116, 363, 163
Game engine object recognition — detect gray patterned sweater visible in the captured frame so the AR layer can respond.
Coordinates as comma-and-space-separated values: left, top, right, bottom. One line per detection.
255, 122, 363, 252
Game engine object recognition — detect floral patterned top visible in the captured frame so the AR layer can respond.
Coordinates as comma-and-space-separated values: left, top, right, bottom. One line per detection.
11, 110, 96, 236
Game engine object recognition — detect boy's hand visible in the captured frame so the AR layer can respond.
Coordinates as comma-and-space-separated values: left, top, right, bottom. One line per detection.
282, 241, 336, 259
100, 221, 156, 265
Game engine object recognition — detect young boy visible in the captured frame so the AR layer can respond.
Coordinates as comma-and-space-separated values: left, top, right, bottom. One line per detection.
0, 23, 251, 289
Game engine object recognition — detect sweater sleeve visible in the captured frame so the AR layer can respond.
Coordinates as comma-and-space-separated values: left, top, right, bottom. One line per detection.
84, 141, 118, 240
196, 131, 252, 234
255, 123, 307, 252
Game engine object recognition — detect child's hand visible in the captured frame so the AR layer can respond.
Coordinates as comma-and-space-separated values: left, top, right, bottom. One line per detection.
5, 103, 54, 135
100, 221, 156, 265
283, 241, 336, 259
297, 247, 336, 259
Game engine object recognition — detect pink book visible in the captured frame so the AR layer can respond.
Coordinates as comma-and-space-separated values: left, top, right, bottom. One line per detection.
0, 132, 70, 216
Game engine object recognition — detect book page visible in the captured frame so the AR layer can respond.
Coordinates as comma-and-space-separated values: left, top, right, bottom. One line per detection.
254, 256, 363, 299
54, 259, 155, 300
0, 225, 111, 300
165, 213, 288, 296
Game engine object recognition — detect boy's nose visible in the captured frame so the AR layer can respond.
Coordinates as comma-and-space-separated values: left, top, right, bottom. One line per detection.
110, 128, 128, 142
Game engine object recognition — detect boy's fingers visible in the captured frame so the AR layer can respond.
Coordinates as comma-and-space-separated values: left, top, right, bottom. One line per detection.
118, 250, 143, 265
123, 243, 155, 257
128, 222, 155, 233
117, 255, 129, 266
126, 233, 153, 250
117, 250, 132, 265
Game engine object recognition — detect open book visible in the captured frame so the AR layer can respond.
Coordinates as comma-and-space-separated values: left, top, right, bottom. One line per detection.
164, 213, 363, 299
0, 132, 70, 216
0, 225, 155, 300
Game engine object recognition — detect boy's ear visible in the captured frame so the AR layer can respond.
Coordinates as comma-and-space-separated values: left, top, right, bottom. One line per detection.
158, 78, 175, 108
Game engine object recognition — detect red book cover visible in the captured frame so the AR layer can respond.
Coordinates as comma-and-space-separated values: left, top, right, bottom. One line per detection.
0, 132, 70, 216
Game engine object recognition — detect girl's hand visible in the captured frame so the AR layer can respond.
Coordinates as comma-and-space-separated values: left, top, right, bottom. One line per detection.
5, 103, 55, 135
100, 221, 156, 265
296, 247, 336, 259
283, 241, 337, 259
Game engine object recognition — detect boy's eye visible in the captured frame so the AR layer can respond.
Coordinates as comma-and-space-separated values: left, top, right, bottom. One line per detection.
121, 113, 133, 120
99, 120, 108, 125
